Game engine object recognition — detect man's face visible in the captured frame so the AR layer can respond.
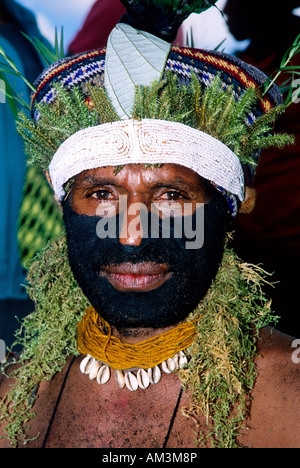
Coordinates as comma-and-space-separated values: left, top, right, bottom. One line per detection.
63, 163, 228, 329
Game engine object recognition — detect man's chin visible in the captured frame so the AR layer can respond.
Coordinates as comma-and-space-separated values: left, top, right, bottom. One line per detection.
84, 282, 203, 330
70, 257, 217, 330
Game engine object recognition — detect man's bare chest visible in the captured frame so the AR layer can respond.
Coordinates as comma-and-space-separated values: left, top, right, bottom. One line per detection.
29, 357, 198, 448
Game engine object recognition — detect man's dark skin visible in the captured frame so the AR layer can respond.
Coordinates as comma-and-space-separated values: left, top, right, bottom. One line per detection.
1, 163, 300, 448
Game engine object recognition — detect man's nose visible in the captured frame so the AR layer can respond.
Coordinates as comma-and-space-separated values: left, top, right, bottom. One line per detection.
119, 202, 146, 246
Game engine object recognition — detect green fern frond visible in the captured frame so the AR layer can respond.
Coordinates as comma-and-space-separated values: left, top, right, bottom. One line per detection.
85, 83, 119, 124
17, 84, 101, 170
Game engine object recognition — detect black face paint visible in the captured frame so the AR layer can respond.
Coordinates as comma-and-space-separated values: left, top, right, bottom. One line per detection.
62, 194, 228, 329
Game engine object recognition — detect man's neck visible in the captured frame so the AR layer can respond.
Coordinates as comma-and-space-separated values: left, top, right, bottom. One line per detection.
111, 323, 181, 344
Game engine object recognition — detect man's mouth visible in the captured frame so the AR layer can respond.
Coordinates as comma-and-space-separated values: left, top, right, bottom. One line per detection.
100, 262, 172, 291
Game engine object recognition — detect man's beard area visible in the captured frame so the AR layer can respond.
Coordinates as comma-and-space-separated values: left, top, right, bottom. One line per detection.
62, 195, 228, 329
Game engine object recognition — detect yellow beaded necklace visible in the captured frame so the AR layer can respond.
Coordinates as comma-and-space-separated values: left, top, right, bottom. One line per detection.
77, 306, 197, 370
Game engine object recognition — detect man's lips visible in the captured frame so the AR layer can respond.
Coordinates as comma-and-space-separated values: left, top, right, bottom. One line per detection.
100, 262, 172, 291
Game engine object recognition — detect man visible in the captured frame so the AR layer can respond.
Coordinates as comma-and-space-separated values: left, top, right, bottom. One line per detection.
0, 1, 299, 448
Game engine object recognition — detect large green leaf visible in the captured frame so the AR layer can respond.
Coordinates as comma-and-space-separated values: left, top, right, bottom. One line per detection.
104, 23, 171, 119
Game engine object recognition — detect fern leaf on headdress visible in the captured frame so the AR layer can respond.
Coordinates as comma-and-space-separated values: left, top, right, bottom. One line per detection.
17, 83, 109, 171
120, 0, 218, 42
132, 73, 195, 124
17, 73, 293, 176
132, 72, 294, 168
85, 83, 120, 124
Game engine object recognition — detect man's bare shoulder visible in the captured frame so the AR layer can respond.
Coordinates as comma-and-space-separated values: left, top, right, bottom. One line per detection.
0, 357, 72, 448
257, 326, 300, 400
240, 326, 300, 448
258, 326, 300, 374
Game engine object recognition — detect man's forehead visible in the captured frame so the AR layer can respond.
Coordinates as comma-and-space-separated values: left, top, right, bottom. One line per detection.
74, 163, 204, 187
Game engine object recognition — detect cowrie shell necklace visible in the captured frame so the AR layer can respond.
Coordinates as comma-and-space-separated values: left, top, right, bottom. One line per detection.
79, 350, 188, 391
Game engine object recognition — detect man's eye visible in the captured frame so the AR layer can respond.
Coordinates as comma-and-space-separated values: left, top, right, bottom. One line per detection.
160, 191, 185, 201
91, 190, 111, 200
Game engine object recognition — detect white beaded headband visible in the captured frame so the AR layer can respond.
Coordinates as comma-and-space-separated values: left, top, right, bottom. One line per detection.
49, 118, 245, 202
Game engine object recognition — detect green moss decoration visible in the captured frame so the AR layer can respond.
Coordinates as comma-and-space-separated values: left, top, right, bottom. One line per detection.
0, 237, 89, 447
0, 235, 276, 448
180, 248, 276, 447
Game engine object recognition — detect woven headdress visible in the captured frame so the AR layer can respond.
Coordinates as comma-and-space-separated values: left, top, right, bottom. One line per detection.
18, 0, 292, 216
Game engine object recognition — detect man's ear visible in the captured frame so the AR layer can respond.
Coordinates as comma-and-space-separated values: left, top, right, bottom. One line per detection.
238, 187, 256, 214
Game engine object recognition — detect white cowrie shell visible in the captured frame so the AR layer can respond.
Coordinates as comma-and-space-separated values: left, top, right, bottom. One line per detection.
137, 369, 150, 389
115, 369, 126, 389
79, 355, 93, 374
85, 357, 97, 374
167, 357, 176, 372
97, 365, 110, 384
147, 367, 153, 384
162, 360, 172, 374
152, 365, 161, 384
178, 351, 188, 368
88, 360, 101, 380
125, 371, 138, 391
173, 353, 180, 369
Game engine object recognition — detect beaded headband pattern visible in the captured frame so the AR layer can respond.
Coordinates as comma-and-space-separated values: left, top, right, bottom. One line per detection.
49, 119, 244, 202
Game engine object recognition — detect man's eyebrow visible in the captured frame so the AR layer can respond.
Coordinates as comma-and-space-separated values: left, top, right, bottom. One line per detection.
151, 178, 208, 198
150, 178, 196, 191
75, 175, 198, 191
75, 175, 121, 187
